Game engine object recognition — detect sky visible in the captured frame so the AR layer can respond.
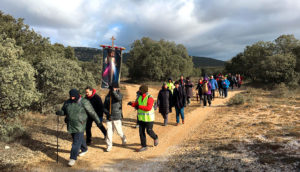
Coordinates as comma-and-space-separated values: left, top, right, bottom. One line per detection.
1, 0, 300, 61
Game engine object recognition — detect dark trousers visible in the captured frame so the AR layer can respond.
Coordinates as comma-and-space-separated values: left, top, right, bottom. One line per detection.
211, 90, 216, 100
223, 88, 228, 98
187, 97, 191, 105
219, 88, 224, 97
86, 116, 107, 143
139, 121, 158, 147
198, 93, 203, 103
203, 94, 211, 106
161, 113, 168, 125
70, 132, 87, 160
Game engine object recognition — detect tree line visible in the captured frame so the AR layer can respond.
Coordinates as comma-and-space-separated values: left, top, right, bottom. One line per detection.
225, 34, 300, 86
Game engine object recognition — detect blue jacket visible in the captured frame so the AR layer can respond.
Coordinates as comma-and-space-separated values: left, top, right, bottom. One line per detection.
209, 79, 218, 90
222, 79, 230, 89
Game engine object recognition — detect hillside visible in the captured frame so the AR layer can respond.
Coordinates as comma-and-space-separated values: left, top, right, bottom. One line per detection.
192, 56, 225, 67
73, 47, 102, 61
74, 47, 225, 67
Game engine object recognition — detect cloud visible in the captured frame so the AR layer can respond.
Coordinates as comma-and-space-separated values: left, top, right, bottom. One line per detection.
1, 0, 300, 60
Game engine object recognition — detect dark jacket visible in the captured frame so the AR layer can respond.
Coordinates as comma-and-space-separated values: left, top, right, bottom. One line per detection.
185, 80, 193, 98
172, 86, 186, 109
86, 89, 104, 118
157, 88, 172, 114
58, 98, 100, 133
196, 82, 203, 95
103, 90, 123, 121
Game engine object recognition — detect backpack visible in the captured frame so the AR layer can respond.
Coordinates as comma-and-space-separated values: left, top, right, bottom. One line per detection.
202, 83, 208, 94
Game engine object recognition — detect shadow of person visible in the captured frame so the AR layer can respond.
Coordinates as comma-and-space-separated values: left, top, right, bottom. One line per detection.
20, 137, 69, 165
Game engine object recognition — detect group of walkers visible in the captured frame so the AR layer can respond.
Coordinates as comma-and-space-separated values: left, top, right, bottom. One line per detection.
56, 73, 242, 167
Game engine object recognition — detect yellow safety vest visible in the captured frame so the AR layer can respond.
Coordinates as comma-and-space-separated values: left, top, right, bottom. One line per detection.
167, 82, 175, 94
137, 94, 155, 122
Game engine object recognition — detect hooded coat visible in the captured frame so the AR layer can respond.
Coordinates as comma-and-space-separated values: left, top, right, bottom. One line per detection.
157, 87, 172, 114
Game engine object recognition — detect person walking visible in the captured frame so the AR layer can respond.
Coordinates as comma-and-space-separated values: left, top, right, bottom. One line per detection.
56, 89, 102, 167
172, 81, 186, 125
196, 77, 204, 104
217, 75, 224, 98
157, 83, 172, 126
128, 85, 159, 152
103, 86, 127, 152
167, 78, 175, 94
85, 87, 107, 145
185, 77, 193, 105
222, 77, 230, 98
202, 78, 212, 107
209, 76, 218, 101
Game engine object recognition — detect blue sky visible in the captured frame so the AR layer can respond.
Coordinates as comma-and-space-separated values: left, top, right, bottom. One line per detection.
1, 0, 300, 60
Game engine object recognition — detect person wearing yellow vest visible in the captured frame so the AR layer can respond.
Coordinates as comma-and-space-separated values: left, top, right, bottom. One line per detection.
128, 85, 159, 152
167, 78, 175, 94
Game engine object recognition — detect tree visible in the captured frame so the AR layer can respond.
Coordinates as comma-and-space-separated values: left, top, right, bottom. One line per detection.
36, 57, 96, 110
127, 37, 193, 81
0, 36, 40, 116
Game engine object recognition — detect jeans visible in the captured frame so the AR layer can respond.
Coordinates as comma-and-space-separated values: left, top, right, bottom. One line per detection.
70, 132, 87, 160
86, 116, 107, 143
223, 88, 228, 98
139, 121, 158, 147
175, 107, 184, 123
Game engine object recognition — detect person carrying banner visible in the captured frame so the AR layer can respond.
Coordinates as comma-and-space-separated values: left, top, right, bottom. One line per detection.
103, 86, 127, 152
85, 86, 107, 145
127, 85, 159, 152
56, 89, 102, 167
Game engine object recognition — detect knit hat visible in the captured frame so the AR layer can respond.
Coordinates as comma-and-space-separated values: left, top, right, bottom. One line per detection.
139, 85, 148, 94
69, 89, 80, 102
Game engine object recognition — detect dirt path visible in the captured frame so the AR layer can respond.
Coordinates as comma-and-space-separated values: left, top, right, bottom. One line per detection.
29, 84, 241, 171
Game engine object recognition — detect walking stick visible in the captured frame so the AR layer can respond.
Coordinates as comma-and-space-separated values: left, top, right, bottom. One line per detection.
56, 115, 59, 163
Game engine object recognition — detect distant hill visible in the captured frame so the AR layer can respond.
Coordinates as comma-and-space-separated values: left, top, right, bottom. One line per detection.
73, 47, 224, 67
192, 56, 225, 68
73, 47, 102, 61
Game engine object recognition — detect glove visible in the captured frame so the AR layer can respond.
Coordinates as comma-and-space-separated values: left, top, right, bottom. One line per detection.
127, 102, 132, 106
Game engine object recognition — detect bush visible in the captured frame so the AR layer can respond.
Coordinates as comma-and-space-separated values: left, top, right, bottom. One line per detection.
0, 117, 29, 142
0, 36, 40, 116
227, 94, 245, 106
35, 57, 96, 111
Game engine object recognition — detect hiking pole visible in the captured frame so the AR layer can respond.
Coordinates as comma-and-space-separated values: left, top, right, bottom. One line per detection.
56, 115, 59, 163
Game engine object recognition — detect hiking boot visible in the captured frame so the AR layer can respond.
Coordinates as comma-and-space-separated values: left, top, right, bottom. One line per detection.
138, 147, 148, 152
122, 135, 127, 145
106, 146, 112, 152
182, 121, 184, 124
68, 159, 76, 167
176, 123, 179, 126
154, 138, 159, 146
78, 150, 88, 157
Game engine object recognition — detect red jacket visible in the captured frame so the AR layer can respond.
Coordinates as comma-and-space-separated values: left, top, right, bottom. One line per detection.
131, 93, 154, 111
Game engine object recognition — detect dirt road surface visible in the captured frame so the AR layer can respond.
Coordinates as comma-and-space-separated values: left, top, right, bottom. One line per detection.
27, 84, 240, 171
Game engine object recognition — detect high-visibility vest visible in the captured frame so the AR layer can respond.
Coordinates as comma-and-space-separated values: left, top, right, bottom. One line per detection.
137, 94, 155, 122
167, 82, 175, 94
